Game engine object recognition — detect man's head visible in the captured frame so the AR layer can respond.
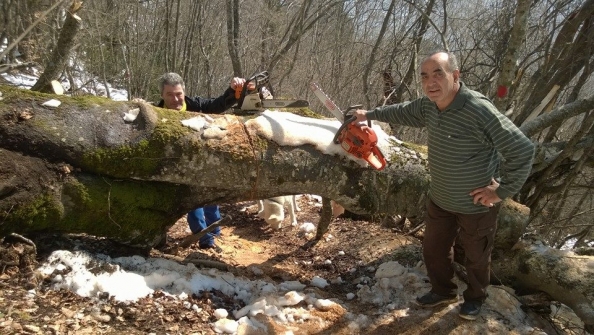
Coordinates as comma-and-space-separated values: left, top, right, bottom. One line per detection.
159, 72, 185, 110
420, 51, 460, 110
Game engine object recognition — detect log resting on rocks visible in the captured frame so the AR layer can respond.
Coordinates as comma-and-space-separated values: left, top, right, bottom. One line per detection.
0, 86, 530, 248
0, 85, 433, 246
1, 86, 593, 330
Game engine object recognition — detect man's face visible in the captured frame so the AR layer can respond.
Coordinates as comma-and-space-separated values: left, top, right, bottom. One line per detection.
420, 53, 460, 110
161, 84, 185, 110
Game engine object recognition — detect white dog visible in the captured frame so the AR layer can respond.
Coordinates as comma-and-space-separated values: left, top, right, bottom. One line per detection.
257, 195, 300, 229
331, 200, 345, 217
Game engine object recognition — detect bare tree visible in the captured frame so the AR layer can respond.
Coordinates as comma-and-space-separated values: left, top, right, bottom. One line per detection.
31, 1, 83, 93
362, 0, 396, 108
226, 0, 242, 77
0, 0, 66, 65
493, 0, 533, 111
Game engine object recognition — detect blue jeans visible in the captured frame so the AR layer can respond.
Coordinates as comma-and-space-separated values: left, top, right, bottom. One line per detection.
187, 205, 221, 247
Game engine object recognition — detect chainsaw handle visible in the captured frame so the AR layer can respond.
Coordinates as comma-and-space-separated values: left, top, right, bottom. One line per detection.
343, 105, 365, 123
333, 109, 372, 144
234, 71, 270, 108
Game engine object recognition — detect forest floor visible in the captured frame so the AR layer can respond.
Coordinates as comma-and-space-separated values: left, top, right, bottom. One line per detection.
0, 195, 583, 334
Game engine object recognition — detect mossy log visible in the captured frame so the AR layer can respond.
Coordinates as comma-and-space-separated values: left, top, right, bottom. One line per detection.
0, 85, 434, 246
0, 85, 528, 248
0, 85, 531, 249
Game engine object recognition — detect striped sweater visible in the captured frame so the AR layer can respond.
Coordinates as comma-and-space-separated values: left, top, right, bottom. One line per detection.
367, 83, 534, 214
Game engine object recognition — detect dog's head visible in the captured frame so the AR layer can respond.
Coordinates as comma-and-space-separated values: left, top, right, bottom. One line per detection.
267, 218, 283, 230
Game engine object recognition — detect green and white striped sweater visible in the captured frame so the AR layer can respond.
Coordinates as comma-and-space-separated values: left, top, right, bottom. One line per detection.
367, 83, 534, 214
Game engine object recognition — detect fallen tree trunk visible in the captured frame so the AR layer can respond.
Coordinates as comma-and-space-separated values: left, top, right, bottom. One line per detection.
1, 85, 593, 329
493, 241, 594, 332
0, 85, 433, 246
0, 86, 529, 247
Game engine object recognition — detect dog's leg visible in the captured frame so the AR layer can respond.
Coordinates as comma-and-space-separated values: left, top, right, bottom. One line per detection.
257, 200, 265, 218
331, 200, 345, 217
287, 196, 298, 226
292, 195, 301, 212
264, 199, 284, 229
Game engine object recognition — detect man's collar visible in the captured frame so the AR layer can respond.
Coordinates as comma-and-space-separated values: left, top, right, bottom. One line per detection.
445, 81, 469, 110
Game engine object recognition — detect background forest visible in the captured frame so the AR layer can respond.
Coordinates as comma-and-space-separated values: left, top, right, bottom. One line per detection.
1, 0, 593, 251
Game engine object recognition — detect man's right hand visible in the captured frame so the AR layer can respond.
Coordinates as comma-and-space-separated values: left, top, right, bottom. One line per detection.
351, 109, 368, 123
230, 77, 256, 91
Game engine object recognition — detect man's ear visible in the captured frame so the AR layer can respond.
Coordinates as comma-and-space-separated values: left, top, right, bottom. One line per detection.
453, 69, 461, 83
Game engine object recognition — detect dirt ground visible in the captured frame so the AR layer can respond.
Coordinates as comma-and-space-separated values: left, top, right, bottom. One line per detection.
0, 195, 576, 334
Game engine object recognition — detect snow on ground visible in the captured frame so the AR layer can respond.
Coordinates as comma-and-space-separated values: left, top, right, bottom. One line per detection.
35, 248, 551, 334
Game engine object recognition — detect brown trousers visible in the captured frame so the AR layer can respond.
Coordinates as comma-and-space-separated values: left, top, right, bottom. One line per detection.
423, 198, 499, 301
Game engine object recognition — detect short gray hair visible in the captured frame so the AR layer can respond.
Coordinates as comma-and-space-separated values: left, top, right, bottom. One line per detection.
425, 50, 459, 72
158, 72, 185, 93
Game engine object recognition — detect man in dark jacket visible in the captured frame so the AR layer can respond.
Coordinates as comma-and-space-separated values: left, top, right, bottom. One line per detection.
157, 72, 251, 249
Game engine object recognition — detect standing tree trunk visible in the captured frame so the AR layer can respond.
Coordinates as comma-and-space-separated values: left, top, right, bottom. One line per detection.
31, 0, 82, 93
389, 0, 436, 105
493, 0, 532, 112
226, 0, 242, 77
362, 0, 395, 108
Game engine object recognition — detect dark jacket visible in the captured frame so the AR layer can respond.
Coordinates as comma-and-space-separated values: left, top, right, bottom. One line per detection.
157, 87, 237, 113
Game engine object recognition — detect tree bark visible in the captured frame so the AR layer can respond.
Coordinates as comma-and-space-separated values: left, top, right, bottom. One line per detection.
493, 0, 532, 111
514, 0, 594, 126
225, 0, 242, 77
0, 85, 429, 246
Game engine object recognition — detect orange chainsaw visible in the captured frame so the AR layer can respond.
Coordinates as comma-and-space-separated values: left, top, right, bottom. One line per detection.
310, 82, 387, 170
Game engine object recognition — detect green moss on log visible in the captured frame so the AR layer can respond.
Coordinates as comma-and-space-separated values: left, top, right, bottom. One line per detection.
0, 176, 182, 246
401, 142, 428, 155
292, 107, 325, 119
82, 139, 164, 177
81, 110, 197, 178
0, 84, 119, 109
2, 194, 63, 232
57, 177, 183, 244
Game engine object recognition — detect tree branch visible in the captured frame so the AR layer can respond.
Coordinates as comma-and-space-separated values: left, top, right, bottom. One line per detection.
520, 93, 594, 137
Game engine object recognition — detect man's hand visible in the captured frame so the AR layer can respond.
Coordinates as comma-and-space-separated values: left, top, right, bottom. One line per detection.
469, 178, 502, 207
230, 77, 256, 91
351, 109, 368, 123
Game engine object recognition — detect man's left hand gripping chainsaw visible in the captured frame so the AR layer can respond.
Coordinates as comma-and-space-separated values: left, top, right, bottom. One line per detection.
310, 82, 387, 170
233, 71, 309, 114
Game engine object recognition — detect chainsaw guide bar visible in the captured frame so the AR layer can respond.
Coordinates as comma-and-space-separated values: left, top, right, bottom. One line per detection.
234, 71, 309, 113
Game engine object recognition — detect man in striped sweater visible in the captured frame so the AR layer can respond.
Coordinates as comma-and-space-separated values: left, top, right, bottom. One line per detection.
352, 51, 534, 320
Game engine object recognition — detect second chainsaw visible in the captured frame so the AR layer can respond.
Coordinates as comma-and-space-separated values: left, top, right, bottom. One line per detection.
233, 71, 309, 114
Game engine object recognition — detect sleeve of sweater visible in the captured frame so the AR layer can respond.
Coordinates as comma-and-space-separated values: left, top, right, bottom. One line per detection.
365, 98, 427, 128
187, 87, 238, 113
484, 110, 535, 199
